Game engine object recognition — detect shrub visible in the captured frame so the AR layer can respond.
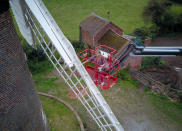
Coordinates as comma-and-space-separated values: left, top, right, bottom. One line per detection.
134, 26, 149, 40
141, 56, 161, 70
170, 0, 182, 4
22, 43, 46, 62
148, 24, 160, 38
160, 60, 165, 65
134, 25, 158, 41
142, 0, 182, 36
177, 92, 182, 103
118, 68, 131, 81
22, 43, 52, 74
27, 60, 52, 74
144, 85, 151, 92
71, 40, 84, 52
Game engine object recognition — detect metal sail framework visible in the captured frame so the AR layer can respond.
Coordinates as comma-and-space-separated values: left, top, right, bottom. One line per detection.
10, 0, 124, 130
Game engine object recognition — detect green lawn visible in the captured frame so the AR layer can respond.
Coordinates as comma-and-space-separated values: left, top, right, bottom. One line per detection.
40, 96, 80, 131
33, 65, 83, 131
42, 0, 150, 40
33, 65, 182, 130
14, 0, 182, 130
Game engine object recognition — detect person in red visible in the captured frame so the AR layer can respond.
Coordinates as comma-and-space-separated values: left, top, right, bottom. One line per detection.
83, 50, 109, 86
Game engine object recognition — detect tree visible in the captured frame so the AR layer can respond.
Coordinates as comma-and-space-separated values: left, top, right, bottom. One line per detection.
143, 0, 172, 26
143, 0, 182, 35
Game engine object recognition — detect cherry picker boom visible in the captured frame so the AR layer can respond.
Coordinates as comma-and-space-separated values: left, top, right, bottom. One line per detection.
117, 44, 182, 67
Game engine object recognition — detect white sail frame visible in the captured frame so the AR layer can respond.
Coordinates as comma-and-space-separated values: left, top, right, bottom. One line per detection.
11, 0, 124, 130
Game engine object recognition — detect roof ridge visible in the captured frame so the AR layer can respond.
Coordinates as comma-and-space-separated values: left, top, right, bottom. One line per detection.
90, 12, 110, 23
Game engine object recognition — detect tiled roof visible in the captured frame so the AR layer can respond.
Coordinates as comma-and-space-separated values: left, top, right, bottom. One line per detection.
80, 13, 110, 36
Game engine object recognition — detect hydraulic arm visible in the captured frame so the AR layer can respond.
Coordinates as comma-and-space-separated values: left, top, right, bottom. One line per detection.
118, 44, 182, 65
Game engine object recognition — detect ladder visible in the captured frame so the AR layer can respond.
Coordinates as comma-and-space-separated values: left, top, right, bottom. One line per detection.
10, 0, 124, 130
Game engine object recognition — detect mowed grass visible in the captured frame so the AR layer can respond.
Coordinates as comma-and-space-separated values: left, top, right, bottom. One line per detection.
42, 0, 150, 40
40, 96, 80, 131
33, 66, 182, 130
33, 66, 82, 131
23, 0, 182, 129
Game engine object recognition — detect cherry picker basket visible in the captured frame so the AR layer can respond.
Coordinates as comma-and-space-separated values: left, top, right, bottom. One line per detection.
78, 45, 119, 90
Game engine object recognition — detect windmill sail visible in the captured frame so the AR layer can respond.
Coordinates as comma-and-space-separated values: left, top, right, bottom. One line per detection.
11, 0, 124, 130
10, 0, 33, 45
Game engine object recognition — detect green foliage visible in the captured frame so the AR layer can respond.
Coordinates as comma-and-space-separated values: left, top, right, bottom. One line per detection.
27, 60, 53, 74
22, 43, 52, 74
159, 60, 165, 65
118, 68, 140, 88
134, 26, 150, 40
23, 44, 46, 61
130, 80, 140, 89
170, 0, 182, 4
133, 23, 160, 40
12, 9, 51, 74
143, 0, 172, 25
141, 56, 161, 70
144, 85, 151, 92
118, 68, 131, 81
71, 40, 84, 52
142, 0, 182, 35
177, 92, 182, 103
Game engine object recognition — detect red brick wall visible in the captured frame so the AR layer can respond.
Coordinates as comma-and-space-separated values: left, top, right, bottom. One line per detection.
144, 37, 152, 46
81, 28, 94, 48
124, 56, 142, 71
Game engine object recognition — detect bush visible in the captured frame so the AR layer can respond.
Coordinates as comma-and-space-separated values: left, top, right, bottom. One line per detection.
118, 68, 131, 81
177, 92, 182, 103
170, 0, 182, 4
134, 25, 159, 40
141, 56, 161, 70
142, 0, 182, 36
160, 60, 165, 65
134, 26, 149, 40
148, 24, 160, 38
22, 44, 46, 62
27, 60, 52, 74
71, 40, 84, 52
22, 43, 52, 74
144, 85, 151, 92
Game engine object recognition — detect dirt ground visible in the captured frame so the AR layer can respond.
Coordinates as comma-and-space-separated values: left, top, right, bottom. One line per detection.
101, 82, 182, 131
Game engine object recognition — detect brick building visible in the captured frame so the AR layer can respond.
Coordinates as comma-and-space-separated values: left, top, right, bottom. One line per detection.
80, 13, 123, 48
80, 13, 142, 70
